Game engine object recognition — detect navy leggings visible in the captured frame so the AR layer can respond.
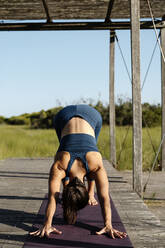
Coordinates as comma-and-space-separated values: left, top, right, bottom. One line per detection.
53, 104, 102, 142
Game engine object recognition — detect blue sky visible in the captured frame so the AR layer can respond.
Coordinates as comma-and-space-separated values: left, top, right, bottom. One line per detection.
0, 29, 161, 117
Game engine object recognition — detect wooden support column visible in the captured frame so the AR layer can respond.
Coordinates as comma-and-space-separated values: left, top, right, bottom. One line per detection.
161, 16, 165, 171
130, 0, 142, 196
109, 30, 116, 167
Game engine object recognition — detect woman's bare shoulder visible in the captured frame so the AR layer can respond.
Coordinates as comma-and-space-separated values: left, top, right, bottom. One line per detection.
53, 151, 71, 170
55, 151, 70, 161
86, 152, 103, 171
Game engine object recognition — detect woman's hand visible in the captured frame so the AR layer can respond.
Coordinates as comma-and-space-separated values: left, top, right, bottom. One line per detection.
29, 225, 62, 238
88, 195, 98, 206
96, 226, 127, 239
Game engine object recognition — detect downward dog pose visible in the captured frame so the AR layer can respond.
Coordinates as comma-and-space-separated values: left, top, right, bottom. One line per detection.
30, 105, 127, 239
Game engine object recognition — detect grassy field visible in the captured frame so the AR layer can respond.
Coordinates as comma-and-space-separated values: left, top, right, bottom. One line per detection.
0, 124, 161, 171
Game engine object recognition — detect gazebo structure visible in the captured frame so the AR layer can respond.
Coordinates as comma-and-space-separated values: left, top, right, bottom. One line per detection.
1, 0, 165, 197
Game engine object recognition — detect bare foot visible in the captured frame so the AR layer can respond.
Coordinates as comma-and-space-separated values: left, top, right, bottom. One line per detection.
88, 195, 98, 206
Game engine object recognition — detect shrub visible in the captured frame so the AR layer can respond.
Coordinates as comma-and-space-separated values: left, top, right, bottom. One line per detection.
0, 116, 5, 124
6, 116, 30, 125
2, 99, 162, 128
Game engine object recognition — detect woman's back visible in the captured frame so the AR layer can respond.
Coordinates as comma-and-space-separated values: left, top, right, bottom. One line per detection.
61, 117, 95, 139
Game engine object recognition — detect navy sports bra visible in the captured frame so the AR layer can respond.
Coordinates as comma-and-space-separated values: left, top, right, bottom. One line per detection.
64, 152, 90, 181
58, 133, 98, 181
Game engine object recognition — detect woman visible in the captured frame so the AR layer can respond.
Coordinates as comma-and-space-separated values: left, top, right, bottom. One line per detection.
30, 104, 127, 239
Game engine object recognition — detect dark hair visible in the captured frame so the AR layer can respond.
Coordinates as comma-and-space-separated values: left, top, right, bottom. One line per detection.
62, 177, 89, 224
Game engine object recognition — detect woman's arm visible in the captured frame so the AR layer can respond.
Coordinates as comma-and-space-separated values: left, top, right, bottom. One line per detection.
44, 163, 62, 225
95, 165, 127, 239
95, 166, 112, 226
87, 180, 98, 205
30, 162, 65, 238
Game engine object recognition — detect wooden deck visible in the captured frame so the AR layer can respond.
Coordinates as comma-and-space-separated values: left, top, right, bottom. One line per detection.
0, 158, 164, 247
104, 160, 165, 247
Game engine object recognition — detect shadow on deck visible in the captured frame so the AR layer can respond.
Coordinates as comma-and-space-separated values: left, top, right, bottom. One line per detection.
0, 158, 164, 248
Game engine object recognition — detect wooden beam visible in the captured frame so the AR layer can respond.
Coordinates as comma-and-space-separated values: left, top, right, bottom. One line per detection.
0, 20, 165, 32
161, 16, 165, 171
109, 30, 116, 167
41, 0, 52, 23
105, 0, 115, 22
130, 0, 142, 197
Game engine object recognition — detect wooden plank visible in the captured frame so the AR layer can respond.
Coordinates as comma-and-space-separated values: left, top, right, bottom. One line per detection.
0, 20, 165, 32
0, 0, 46, 20
161, 16, 165, 171
130, 0, 142, 196
109, 31, 116, 167
1, 0, 165, 20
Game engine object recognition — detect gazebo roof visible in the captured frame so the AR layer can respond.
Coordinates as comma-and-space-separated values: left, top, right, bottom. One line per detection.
0, 0, 165, 31
0, 0, 165, 21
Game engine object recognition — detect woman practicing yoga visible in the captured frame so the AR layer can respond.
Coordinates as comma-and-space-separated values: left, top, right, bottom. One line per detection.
30, 104, 127, 239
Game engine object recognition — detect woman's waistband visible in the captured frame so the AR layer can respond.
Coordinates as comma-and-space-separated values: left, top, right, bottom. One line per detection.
58, 133, 98, 153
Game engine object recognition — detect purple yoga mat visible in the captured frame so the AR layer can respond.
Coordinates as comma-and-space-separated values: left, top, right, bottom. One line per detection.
24, 194, 133, 248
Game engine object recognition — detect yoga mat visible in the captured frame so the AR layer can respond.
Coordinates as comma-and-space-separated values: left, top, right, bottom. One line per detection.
24, 194, 133, 248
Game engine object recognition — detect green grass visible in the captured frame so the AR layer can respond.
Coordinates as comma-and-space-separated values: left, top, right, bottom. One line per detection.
0, 124, 161, 171
0, 125, 58, 159
98, 125, 161, 171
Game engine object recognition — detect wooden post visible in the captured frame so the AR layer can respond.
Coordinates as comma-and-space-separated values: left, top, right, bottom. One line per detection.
109, 30, 116, 167
130, 0, 142, 196
161, 16, 165, 171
